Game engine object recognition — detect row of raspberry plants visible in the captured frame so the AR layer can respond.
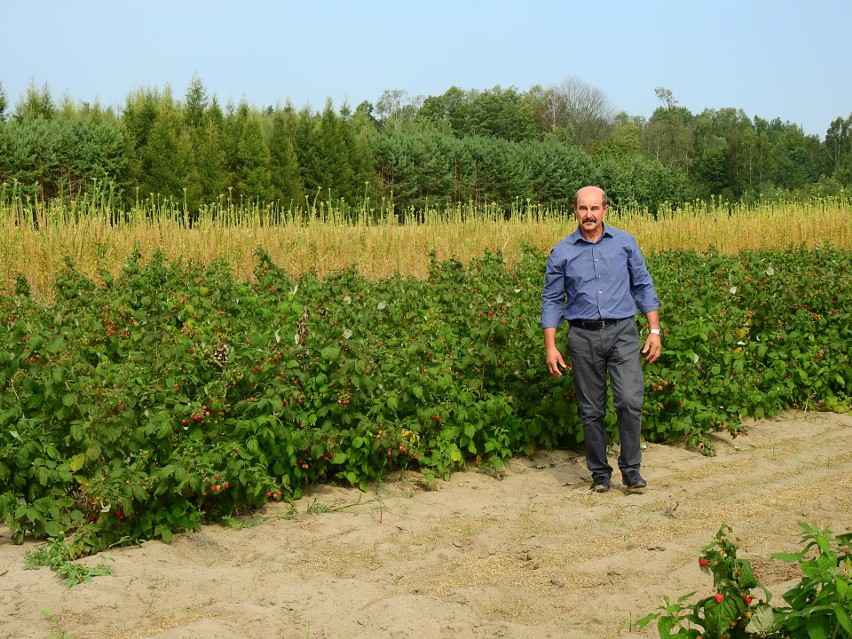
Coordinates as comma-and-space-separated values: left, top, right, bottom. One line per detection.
0, 245, 849, 555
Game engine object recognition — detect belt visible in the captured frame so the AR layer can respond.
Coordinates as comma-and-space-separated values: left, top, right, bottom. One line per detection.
568, 318, 629, 330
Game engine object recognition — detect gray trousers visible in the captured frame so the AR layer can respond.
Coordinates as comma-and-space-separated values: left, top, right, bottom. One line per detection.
567, 319, 644, 480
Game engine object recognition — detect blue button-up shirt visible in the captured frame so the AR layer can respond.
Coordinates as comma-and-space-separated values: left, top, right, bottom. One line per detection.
540, 225, 659, 328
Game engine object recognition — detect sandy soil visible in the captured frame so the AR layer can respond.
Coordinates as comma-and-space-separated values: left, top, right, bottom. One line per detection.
1, 409, 850, 639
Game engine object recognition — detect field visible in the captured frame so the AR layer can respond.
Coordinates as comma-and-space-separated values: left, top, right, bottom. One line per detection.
1, 198, 851, 638
1, 410, 850, 638
2, 198, 850, 302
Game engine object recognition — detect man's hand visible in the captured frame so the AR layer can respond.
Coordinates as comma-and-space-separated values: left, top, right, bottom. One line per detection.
642, 333, 662, 362
543, 327, 567, 376
546, 346, 567, 376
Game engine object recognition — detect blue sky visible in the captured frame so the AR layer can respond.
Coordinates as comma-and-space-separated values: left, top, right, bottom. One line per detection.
2, 0, 850, 138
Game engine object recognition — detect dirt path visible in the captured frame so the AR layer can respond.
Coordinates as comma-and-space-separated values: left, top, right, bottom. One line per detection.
1, 410, 850, 639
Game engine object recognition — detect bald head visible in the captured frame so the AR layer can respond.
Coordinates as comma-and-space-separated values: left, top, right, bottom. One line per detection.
574, 186, 608, 208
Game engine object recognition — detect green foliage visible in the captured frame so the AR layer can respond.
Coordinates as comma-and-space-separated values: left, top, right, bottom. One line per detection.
823, 114, 852, 184
14, 82, 56, 122
593, 152, 688, 213
0, 116, 127, 201
637, 523, 852, 639
417, 85, 540, 143
770, 523, 852, 638
0, 246, 849, 556
0, 81, 7, 120
372, 131, 599, 211
24, 533, 113, 587
644, 247, 851, 453
231, 103, 273, 202
267, 107, 305, 206
2, 77, 847, 215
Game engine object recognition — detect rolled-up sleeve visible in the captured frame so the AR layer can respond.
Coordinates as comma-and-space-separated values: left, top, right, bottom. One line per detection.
541, 252, 566, 328
627, 238, 659, 314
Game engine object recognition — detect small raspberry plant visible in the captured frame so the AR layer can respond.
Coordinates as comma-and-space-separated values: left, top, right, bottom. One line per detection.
636, 523, 771, 638
637, 522, 852, 639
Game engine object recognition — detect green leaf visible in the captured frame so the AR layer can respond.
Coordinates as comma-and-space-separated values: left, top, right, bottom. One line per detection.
320, 346, 340, 361
656, 615, 677, 636
633, 613, 657, 629
770, 552, 802, 562
246, 438, 260, 455
735, 559, 759, 589
805, 616, 830, 639
332, 452, 347, 464
62, 392, 77, 407
69, 454, 86, 472
835, 606, 852, 637
35, 467, 49, 486
703, 595, 742, 638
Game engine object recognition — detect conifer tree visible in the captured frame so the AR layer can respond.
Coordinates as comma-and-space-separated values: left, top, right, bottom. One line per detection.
122, 87, 162, 202
144, 89, 194, 205
226, 100, 272, 203
267, 105, 304, 208
0, 82, 8, 121
179, 76, 228, 211
316, 99, 354, 202
193, 114, 227, 210
14, 81, 56, 122
184, 74, 208, 131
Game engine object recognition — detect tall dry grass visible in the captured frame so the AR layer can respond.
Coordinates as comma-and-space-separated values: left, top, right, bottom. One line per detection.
2, 197, 850, 303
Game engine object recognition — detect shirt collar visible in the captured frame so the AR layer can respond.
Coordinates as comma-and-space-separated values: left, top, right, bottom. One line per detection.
569, 223, 613, 244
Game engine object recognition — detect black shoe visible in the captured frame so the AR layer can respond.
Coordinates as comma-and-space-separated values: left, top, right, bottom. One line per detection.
590, 477, 611, 493
621, 470, 647, 492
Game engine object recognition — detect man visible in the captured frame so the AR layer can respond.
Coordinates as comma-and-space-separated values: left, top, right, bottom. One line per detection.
541, 185, 661, 493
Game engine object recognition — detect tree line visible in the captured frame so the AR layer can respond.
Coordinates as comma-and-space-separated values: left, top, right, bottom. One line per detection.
0, 75, 850, 216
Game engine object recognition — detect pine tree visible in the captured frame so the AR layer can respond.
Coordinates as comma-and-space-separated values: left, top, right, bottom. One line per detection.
225, 100, 272, 203
14, 81, 56, 122
184, 74, 208, 130
267, 105, 304, 208
0, 82, 8, 121
316, 99, 353, 202
145, 90, 194, 204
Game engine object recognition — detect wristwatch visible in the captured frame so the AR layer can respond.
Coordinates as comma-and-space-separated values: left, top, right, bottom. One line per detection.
649, 328, 661, 336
